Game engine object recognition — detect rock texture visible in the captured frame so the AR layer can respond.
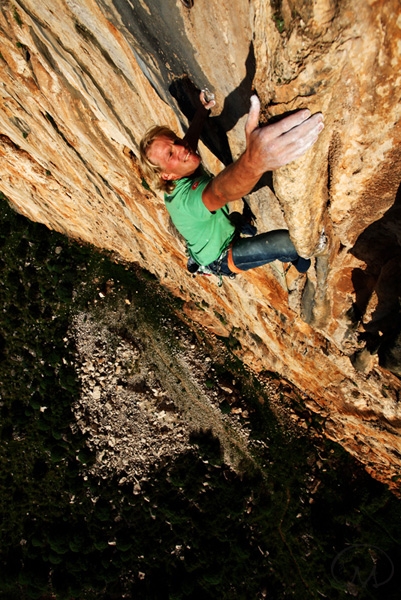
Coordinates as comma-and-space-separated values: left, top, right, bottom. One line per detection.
70, 309, 255, 481
0, 0, 400, 492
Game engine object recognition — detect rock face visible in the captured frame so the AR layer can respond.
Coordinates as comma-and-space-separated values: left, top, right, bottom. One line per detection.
0, 0, 400, 492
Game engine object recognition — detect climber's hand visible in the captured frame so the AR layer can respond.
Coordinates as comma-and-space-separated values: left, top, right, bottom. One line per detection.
244, 95, 324, 173
202, 95, 324, 211
200, 89, 216, 111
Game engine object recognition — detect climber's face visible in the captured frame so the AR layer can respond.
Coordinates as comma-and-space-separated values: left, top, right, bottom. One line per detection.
147, 135, 201, 181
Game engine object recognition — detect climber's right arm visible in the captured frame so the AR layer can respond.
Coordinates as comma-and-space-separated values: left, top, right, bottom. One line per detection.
202, 95, 324, 212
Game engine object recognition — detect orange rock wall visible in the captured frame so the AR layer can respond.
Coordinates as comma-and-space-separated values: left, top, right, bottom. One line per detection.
0, 0, 400, 492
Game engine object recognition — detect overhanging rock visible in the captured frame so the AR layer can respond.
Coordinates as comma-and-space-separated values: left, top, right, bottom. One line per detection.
0, 0, 400, 493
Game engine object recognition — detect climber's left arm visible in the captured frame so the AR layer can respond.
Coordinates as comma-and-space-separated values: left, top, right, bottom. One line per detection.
183, 91, 215, 151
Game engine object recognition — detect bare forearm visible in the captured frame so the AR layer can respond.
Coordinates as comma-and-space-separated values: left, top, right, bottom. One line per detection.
183, 106, 210, 151
202, 96, 324, 212
202, 151, 261, 211
184, 90, 216, 151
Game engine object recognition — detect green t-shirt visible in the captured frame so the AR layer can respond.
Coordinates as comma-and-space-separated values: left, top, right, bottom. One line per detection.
164, 170, 235, 266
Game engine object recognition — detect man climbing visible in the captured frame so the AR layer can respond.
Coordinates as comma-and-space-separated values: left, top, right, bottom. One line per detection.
139, 91, 325, 281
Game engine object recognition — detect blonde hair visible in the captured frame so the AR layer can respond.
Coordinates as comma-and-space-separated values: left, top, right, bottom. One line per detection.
139, 125, 177, 194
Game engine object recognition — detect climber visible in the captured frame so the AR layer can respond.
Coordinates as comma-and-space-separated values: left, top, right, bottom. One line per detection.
139, 91, 325, 281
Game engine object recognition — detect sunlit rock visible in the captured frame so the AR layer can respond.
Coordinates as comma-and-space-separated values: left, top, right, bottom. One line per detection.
0, 0, 400, 492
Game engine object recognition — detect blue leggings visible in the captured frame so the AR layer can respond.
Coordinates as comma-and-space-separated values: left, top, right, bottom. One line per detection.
208, 230, 311, 275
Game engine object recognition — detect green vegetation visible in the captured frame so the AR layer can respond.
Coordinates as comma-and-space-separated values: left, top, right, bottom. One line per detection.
273, 15, 285, 34
13, 8, 23, 27
270, 0, 285, 34
0, 197, 401, 599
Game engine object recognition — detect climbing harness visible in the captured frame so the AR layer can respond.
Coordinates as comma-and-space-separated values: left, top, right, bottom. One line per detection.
187, 242, 234, 287
186, 198, 257, 286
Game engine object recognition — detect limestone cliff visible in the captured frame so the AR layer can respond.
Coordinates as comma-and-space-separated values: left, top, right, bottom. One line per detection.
0, 0, 400, 493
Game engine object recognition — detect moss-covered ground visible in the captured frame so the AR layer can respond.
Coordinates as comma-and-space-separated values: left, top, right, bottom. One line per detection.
1, 198, 400, 600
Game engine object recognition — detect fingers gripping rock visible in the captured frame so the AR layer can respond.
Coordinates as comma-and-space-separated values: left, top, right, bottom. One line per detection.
245, 95, 261, 137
